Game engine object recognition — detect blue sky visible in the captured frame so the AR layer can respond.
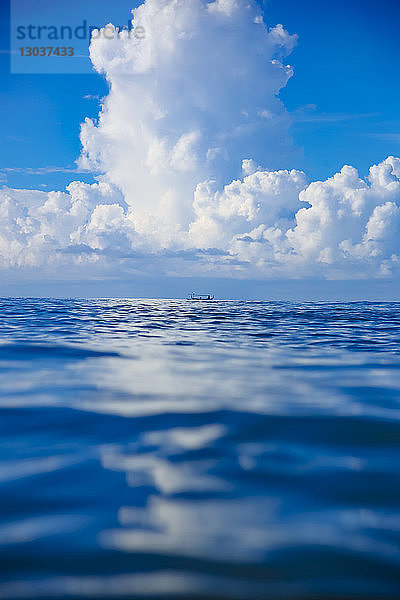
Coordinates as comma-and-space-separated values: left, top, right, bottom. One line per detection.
2, 0, 400, 299
1, 0, 400, 191
265, 0, 400, 180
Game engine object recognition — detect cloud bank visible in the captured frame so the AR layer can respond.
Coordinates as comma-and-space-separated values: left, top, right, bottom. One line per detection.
2, 0, 400, 282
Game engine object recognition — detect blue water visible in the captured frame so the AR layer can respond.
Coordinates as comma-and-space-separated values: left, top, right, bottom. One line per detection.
0, 299, 400, 599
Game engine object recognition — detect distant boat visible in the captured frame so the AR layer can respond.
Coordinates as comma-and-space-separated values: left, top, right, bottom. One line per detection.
188, 292, 215, 301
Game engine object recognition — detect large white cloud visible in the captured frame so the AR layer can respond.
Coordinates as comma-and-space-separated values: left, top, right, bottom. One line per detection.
285, 157, 400, 277
79, 0, 297, 246
1, 0, 400, 282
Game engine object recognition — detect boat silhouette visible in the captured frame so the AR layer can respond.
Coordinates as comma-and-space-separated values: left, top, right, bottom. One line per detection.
188, 292, 215, 300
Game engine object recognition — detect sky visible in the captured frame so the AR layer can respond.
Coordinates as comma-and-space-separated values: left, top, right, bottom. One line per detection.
1, 0, 400, 299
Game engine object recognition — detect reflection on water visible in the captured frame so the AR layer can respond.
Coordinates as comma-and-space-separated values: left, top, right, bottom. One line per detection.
0, 299, 400, 599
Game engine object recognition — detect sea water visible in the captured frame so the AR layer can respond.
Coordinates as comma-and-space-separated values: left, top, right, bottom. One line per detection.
0, 298, 399, 599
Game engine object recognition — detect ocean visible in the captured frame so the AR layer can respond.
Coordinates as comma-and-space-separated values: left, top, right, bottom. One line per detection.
0, 298, 399, 599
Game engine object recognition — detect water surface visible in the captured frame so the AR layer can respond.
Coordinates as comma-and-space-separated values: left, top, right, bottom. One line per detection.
0, 299, 400, 599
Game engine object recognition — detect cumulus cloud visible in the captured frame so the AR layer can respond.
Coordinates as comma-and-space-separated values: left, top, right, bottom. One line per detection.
0, 182, 133, 269
1, 0, 400, 282
3, 157, 400, 280
189, 156, 400, 278
79, 0, 297, 244
286, 158, 400, 277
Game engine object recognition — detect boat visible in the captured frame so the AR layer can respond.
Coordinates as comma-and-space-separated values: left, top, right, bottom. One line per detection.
188, 292, 215, 300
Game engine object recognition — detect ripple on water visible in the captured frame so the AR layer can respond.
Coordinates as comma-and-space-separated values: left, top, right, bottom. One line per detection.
0, 300, 400, 599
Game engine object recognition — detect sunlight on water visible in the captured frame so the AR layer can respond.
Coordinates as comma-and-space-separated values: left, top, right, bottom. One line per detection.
0, 299, 400, 599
